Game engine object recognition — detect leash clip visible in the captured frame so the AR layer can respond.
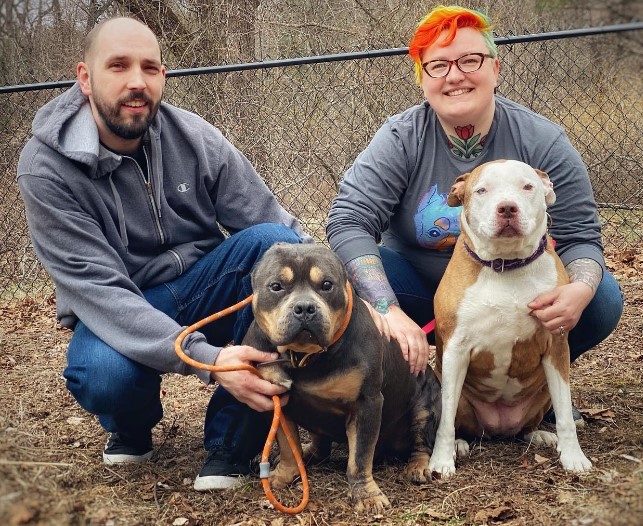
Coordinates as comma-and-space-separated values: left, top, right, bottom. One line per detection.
256, 357, 291, 368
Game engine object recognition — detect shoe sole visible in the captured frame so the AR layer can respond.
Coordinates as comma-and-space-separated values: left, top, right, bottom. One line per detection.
103, 451, 153, 464
193, 474, 247, 491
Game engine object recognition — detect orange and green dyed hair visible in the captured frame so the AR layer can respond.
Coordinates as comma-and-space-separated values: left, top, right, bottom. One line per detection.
409, 5, 497, 84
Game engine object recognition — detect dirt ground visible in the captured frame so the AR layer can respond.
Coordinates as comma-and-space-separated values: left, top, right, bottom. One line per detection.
1, 247, 642, 526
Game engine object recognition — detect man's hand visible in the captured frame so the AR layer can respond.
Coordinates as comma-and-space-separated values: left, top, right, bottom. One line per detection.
210, 346, 289, 412
384, 305, 430, 375
528, 282, 594, 334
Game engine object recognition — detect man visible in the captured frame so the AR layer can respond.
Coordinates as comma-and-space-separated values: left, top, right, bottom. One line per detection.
326, 5, 623, 420
17, 16, 310, 491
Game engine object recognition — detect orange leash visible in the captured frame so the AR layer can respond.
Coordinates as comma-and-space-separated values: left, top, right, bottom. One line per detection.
174, 294, 309, 514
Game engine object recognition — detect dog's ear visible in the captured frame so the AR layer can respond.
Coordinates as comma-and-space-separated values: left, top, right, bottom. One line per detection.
447, 173, 468, 207
534, 168, 556, 206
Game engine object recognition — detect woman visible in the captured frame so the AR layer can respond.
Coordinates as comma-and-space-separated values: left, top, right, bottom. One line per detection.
326, 4, 623, 418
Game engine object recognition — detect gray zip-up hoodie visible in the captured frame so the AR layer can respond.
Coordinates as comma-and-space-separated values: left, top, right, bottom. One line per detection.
17, 83, 309, 383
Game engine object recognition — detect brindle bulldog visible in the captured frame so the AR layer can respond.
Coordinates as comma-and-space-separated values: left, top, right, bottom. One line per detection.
243, 243, 441, 513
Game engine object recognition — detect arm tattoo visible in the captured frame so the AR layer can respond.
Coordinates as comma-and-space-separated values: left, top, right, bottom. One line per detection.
345, 255, 399, 314
566, 258, 602, 294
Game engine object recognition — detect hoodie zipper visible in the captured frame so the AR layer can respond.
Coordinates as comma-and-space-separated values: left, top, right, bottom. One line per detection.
142, 146, 165, 246
126, 148, 165, 246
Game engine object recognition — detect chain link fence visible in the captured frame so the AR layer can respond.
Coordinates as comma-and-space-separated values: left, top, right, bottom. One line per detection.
1, 27, 641, 303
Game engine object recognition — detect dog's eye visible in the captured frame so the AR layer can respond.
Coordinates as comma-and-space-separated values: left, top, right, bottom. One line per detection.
321, 280, 333, 291
523, 183, 534, 191
475, 187, 486, 195
269, 282, 283, 292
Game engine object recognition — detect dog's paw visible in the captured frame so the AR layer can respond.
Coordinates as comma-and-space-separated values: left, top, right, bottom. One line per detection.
524, 430, 558, 448
559, 448, 592, 473
455, 439, 470, 458
404, 455, 431, 483
428, 455, 456, 478
269, 462, 299, 489
351, 485, 391, 514
429, 441, 457, 478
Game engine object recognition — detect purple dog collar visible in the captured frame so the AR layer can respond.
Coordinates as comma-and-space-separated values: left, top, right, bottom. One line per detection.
463, 234, 548, 272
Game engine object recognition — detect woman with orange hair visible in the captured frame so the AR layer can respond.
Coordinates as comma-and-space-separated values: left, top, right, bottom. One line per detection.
327, 5, 622, 423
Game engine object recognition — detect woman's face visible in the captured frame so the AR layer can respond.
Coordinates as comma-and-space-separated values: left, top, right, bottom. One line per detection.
420, 27, 499, 128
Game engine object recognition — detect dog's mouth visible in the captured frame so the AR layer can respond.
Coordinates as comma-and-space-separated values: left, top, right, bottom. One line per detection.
496, 222, 522, 238
275, 324, 330, 353
498, 226, 519, 237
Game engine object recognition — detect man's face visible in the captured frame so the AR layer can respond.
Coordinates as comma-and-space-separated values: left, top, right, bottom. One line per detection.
420, 27, 499, 129
77, 19, 166, 152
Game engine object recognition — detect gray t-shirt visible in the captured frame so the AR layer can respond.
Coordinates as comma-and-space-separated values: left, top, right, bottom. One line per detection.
327, 96, 603, 289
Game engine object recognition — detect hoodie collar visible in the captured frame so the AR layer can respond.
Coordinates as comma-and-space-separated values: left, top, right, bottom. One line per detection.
32, 82, 161, 179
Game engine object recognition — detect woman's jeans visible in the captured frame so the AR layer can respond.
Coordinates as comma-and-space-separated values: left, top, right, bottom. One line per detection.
379, 246, 624, 362
63, 223, 302, 461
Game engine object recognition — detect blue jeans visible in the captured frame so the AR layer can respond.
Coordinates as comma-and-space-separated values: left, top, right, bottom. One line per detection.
64, 223, 302, 460
379, 246, 624, 362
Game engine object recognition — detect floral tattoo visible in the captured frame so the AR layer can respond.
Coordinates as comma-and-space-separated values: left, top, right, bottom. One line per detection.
566, 258, 602, 294
448, 125, 487, 158
345, 255, 399, 315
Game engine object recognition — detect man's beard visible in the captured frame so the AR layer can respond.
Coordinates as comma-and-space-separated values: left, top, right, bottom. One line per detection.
92, 87, 160, 140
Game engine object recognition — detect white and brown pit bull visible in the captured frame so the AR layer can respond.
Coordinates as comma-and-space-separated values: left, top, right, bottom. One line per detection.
429, 159, 592, 477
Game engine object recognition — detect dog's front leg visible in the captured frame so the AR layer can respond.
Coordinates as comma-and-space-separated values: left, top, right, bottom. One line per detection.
541, 351, 592, 472
269, 415, 304, 488
429, 338, 470, 477
346, 392, 390, 513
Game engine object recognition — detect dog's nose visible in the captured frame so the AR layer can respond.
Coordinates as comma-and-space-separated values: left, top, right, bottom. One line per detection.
293, 301, 317, 320
496, 201, 518, 218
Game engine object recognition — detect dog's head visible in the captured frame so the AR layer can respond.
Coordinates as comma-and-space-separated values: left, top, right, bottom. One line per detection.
447, 160, 555, 256
251, 243, 351, 354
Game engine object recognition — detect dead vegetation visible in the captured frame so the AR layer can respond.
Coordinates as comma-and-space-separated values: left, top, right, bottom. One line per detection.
0, 247, 642, 525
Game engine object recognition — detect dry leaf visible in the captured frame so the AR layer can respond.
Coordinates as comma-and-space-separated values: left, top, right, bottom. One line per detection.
534, 453, 549, 464
7, 504, 37, 526
582, 408, 616, 421
474, 505, 514, 522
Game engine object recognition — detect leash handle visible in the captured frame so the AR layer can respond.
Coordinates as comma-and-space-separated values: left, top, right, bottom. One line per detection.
173, 294, 309, 514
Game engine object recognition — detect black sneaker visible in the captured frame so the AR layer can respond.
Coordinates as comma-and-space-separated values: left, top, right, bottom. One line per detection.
542, 405, 585, 427
103, 432, 153, 464
193, 446, 251, 491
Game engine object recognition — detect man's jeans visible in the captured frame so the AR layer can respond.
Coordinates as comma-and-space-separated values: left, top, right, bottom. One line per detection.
64, 223, 302, 461
379, 246, 624, 362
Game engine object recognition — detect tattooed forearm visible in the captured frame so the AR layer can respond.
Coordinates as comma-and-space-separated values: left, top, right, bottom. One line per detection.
345, 255, 399, 314
566, 258, 602, 293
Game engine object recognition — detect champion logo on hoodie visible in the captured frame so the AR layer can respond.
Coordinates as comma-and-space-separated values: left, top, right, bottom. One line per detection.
177, 183, 191, 193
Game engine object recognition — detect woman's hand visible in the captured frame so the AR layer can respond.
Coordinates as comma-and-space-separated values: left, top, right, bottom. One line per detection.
528, 282, 594, 334
384, 305, 431, 375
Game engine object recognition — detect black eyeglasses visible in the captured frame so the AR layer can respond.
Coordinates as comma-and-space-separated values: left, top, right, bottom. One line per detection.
422, 53, 494, 78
